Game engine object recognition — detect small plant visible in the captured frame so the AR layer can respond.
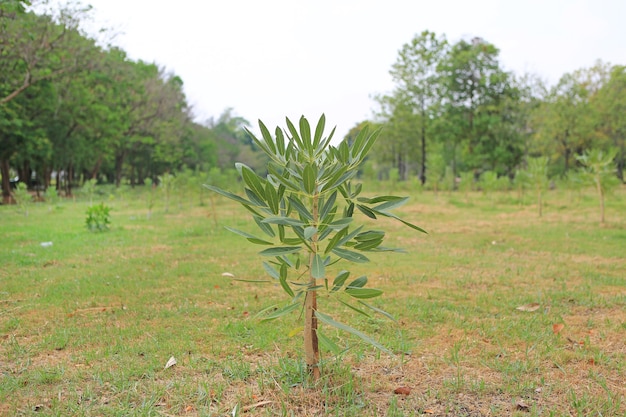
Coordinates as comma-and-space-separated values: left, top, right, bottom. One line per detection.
205, 115, 425, 379
159, 173, 174, 213
44, 188, 61, 212
575, 148, 620, 223
85, 203, 111, 231
525, 156, 550, 216
12, 182, 32, 216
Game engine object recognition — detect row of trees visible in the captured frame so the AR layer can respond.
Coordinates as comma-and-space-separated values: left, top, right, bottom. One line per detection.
363, 31, 625, 185
1, 0, 262, 203
3, 5, 623, 204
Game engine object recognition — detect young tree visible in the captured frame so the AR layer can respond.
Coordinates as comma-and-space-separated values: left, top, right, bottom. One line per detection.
525, 156, 550, 217
575, 148, 619, 223
205, 115, 425, 379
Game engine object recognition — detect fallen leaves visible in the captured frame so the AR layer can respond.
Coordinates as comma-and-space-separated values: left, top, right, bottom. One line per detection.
516, 303, 540, 312
164, 356, 177, 369
393, 386, 411, 395
552, 323, 565, 334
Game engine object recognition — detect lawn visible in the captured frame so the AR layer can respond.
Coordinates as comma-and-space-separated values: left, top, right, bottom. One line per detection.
1, 185, 625, 416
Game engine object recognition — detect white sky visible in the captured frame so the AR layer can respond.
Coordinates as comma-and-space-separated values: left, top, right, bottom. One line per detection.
83, 0, 626, 139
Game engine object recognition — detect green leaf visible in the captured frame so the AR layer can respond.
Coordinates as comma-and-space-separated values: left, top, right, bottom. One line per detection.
356, 204, 377, 219
299, 116, 312, 151
279, 263, 294, 297
259, 246, 301, 256
303, 163, 317, 194
311, 254, 325, 279
338, 299, 371, 317
286, 117, 304, 149
254, 215, 275, 237
224, 227, 273, 245
356, 195, 401, 204
358, 301, 396, 321
203, 184, 251, 206
332, 247, 369, 263
347, 276, 367, 288
331, 270, 350, 292
260, 303, 300, 321
304, 226, 317, 240
237, 163, 266, 199
313, 114, 326, 149
262, 216, 305, 227
373, 197, 409, 212
315, 311, 391, 354
258, 120, 277, 154
263, 262, 279, 279
319, 191, 337, 220
287, 196, 313, 221
265, 182, 279, 214
345, 287, 383, 299
317, 330, 342, 355
328, 217, 353, 230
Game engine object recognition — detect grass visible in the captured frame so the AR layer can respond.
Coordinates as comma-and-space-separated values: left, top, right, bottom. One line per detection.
1, 184, 625, 416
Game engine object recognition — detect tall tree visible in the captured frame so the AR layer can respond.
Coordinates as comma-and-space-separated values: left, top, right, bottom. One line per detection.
437, 37, 520, 175
388, 31, 448, 183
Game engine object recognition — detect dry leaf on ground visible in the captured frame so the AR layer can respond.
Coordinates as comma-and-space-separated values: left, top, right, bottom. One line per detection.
516, 303, 540, 312
552, 323, 565, 334
394, 387, 411, 395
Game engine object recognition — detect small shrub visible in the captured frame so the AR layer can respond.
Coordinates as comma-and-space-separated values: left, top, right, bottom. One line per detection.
85, 203, 111, 231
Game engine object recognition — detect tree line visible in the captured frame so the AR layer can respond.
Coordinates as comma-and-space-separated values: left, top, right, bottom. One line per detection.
2, 5, 624, 204
360, 31, 625, 186
0, 0, 262, 203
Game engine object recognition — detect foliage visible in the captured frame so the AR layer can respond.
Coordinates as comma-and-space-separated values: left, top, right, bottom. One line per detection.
205, 115, 425, 378
85, 202, 111, 231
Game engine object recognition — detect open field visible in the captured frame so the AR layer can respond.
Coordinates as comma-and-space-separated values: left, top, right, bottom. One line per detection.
1, 185, 625, 416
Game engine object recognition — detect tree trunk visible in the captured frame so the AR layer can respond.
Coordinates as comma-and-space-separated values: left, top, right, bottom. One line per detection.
1, 158, 12, 204
304, 193, 321, 380
114, 152, 125, 187
420, 101, 427, 185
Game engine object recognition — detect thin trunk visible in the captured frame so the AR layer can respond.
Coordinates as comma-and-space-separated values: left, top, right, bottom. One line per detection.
597, 178, 605, 223
304, 192, 320, 380
1, 158, 12, 203
420, 100, 426, 185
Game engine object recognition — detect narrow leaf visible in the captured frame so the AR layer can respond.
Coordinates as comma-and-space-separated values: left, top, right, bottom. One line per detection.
303, 164, 317, 194
260, 303, 300, 321
315, 311, 391, 354
358, 301, 396, 321
317, 330, 342, 355
345, 287, 383, 299
332, 247, 369, 263
331, 270, 350, 292
263, 262, 279, 279
311, 254, 325, 279
279, 263, 294, 297
259, 246, 301, 256
304, 226, 317, 240
203, 184, 251, 206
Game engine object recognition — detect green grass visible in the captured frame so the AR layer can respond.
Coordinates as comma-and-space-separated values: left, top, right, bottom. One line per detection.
1, 185, 625, 416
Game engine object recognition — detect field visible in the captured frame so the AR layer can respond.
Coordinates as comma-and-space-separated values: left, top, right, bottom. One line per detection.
1, 184, 625, 416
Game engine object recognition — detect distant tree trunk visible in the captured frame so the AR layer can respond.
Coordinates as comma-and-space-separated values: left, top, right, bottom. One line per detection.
114, 152, 125, 187
1, 158, 11, 203
90, 155, 103, 180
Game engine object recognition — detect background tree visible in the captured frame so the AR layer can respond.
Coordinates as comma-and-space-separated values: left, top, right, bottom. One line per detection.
387, 30, 448, 184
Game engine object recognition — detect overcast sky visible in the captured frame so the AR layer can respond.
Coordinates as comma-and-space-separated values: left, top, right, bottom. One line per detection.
83, 0, 626, 139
